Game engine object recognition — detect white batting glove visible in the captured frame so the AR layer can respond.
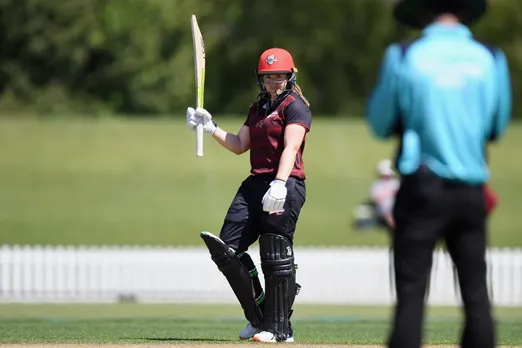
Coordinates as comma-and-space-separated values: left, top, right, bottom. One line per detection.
186, 107, 218, 135
186, 107, 199, 131
262, 179, 287, 214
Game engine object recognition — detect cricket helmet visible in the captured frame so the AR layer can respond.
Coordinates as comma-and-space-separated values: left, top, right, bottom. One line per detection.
393, 0, 488, 29
256, 48, 298, 93
257, 48, 296, 75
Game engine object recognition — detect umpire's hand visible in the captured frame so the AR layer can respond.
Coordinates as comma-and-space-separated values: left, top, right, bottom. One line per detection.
262, 179, 287, 214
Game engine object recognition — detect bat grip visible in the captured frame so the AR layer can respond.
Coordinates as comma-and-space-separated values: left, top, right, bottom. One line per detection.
196, 123, 204, 157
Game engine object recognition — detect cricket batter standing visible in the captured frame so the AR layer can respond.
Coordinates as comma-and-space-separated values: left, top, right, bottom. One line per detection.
186, 48, 312, 343
366, 0, 512, 347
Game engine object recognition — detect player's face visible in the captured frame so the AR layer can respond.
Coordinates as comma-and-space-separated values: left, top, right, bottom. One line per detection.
263, 74, 288, 95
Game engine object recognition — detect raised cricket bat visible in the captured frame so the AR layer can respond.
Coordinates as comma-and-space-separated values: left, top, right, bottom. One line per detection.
191, 14, 206, 157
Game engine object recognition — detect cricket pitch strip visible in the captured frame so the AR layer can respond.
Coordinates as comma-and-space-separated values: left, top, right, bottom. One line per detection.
2, 345, 522, 348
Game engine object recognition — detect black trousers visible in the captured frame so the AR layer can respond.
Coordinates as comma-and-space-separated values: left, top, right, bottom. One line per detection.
388, 167, 495, 348
219, 174, 306, 251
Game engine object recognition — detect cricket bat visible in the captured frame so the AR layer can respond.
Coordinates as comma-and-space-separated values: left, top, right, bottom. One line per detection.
191, 14, 206, 157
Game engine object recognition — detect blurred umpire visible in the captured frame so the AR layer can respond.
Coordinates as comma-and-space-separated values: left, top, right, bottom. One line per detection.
366, 0, 512, 348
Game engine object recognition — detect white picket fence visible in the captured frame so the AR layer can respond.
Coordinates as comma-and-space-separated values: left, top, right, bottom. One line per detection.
1, 244, 521, 306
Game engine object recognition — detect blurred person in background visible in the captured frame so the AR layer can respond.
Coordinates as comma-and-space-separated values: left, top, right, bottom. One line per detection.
186, 48, 312, 343
369, 159, 400, 231
366, 0, 512, 347
484, 184, 498, 215
352, 159, 400, 232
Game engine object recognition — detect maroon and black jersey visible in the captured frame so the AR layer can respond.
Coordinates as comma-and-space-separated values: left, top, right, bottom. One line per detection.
244, 92, 312, 180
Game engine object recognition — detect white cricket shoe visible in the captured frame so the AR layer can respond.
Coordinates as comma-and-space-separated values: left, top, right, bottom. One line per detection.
239, 322, 260, 340
253, 330, 294, 343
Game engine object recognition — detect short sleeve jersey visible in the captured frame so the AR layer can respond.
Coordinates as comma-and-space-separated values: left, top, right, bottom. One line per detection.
243, 92, 312, 180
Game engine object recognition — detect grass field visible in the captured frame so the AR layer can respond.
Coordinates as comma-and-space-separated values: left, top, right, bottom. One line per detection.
0, 117, 521, 247
1, 303, 521, 345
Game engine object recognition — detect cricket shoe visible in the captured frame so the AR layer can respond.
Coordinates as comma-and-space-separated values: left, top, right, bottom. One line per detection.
253, 330, 294, 343
239, 322, 260, 340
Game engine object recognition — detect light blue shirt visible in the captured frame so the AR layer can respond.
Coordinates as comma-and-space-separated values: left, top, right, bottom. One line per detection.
366, 23, 512, 184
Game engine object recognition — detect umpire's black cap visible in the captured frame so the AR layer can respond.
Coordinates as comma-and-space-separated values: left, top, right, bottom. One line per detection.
393, 0, 488, 29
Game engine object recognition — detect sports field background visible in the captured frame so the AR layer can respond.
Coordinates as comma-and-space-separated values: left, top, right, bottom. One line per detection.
0, 303, 521, 345
1, 117, 521, 247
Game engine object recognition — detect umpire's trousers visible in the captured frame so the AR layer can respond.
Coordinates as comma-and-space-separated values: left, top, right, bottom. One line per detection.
388, 167, 495, 348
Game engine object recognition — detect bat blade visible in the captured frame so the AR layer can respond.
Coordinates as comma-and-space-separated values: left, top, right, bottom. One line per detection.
191, 14, 206, 157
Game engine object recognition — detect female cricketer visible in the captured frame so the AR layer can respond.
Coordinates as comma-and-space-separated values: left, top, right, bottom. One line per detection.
187, 47, 312, 343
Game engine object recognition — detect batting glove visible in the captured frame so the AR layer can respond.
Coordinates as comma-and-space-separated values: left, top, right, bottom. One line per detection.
186, 107, 199, 131
262, 179, 287, 214
186, 107, 217, 135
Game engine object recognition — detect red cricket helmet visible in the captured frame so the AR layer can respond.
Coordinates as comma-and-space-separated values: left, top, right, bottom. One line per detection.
257, 48, 296, 75
256, 48, 297, 93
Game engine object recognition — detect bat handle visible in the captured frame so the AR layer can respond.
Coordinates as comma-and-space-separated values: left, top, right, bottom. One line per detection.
196, 123, 204, 157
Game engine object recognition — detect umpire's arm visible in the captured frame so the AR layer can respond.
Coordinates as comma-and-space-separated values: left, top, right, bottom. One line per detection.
366, 44, 401, 139
490, 49, 512, 142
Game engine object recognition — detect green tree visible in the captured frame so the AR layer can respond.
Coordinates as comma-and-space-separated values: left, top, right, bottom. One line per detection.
0, 0, 519, 117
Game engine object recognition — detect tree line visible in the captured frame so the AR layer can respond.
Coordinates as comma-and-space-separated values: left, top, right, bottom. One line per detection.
0, 0, 519, 117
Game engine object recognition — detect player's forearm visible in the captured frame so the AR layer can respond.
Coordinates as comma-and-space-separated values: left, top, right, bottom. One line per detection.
275, 147, 298, 181
212, 127, 244, 155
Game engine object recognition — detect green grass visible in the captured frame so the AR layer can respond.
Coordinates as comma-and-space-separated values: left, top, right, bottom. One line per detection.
0, 304, 521, 344
0, 117, 521, 247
